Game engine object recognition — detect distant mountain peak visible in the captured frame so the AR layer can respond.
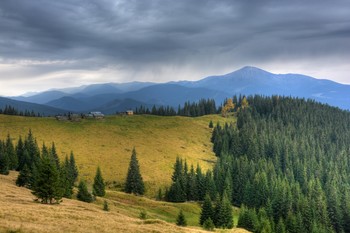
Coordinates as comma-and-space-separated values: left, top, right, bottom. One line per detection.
232, 66, 272, 76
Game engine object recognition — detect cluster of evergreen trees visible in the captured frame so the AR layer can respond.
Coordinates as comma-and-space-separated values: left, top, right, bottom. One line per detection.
211, 95, 350, 233
0, 105, 42, 117
135, 98, 217, 117
0, 130, 78, 203
164, 157, 233, 229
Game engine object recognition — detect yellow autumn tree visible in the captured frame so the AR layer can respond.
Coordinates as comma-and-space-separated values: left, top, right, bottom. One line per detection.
241, 97, 249, 109
221, 98, 235, 117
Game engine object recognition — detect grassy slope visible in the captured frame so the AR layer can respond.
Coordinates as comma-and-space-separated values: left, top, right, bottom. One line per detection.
0, 172, 250, 233
0, 114, 232, 196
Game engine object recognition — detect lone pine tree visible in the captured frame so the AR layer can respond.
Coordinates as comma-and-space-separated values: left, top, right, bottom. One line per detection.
125, 148, 145, 195
93, 166, 105, 197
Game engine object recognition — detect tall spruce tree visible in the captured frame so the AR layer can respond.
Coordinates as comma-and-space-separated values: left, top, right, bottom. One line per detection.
125, 148, 145, 195
200, 194, 214, 226
217, 191, 233, 229
6, 134, 17, 170
32, 153, 63, 204
93, 166, 106, 197
69, 151, 78, 185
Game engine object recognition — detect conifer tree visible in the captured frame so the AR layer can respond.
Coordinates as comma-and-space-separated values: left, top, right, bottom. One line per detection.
176, 209, 187, 226
217, 191, 233, 229
32, 154, 63, 204
77, 180, 93, 203
50, 142, 60, 168
93, 166, 106, 197
0, 142, 9, 175
60, 158, 73, 198
6, 134, 17, 170
125, 148, 145, 195
16, 164, 31, 187
69, 151, 78, 184
203, 218, 215, 231
200, 194, 214, 226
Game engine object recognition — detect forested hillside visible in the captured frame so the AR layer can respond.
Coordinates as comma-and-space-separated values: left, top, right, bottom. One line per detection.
211, 96, 350, 233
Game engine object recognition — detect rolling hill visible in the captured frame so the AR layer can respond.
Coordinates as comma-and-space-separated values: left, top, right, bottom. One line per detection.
0, 114, 232, 196
0, 97, 69, 116
0, 171, 249, 233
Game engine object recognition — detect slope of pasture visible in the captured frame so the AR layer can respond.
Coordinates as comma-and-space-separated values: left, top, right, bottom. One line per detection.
0, 114, 232, 195
0, 172, 250, 233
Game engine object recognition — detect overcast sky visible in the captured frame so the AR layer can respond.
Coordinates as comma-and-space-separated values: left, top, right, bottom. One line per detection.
0, 0, 349, 96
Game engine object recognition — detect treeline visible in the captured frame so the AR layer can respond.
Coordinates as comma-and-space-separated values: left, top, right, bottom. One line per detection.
135, 98, 217, 117
211, 96, 350, 233
0, 105, 42, 117
0, 131, 78, 203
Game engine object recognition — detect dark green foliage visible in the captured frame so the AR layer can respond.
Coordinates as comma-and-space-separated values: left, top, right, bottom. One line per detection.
237, 206, 259, 232
16, 164, 31, 187
125, 148, 145, 195
6, 134, 18, 170
208, 120, 214, 128
77, 180, 93, 203
60, 157, 74, 198
203, 218, 215, 231
0, 142, 9, 175
31, 151, 63, 204
103, 200, 109, 211
211, 95, 350, 233
166, 158, 209, 203
176, 209, 187, 226
200, 194, 214, 226
157, 188, 162, 201
216, 191, 233, 229
69, 152, 78, 184
93, 166, 105, 197
135, 98, 217, 117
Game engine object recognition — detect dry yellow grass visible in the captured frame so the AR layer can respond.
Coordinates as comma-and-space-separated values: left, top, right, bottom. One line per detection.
0, 172, 250, 233
0, 114, 233, 196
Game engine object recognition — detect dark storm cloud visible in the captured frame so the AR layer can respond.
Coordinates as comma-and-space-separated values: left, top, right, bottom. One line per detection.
0, 0, 349, 95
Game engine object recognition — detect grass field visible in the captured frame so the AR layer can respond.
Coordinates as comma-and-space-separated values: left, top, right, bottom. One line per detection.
0, 114, 233, 196
0, 172, 250, 233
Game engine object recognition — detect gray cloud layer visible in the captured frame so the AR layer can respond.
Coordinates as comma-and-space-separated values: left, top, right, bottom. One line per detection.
0, 0, 349, 95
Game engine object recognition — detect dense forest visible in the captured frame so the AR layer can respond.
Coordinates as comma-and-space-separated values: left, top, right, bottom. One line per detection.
212, 96, 350, 232
164, 96, 350, 232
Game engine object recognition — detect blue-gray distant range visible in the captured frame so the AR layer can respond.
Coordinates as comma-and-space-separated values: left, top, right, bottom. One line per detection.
3, 66, 350, 115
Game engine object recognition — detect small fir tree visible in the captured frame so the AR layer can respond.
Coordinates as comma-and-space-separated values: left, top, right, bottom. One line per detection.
16, 164, 31, 187
125, 148, 145, 195
209, 120, 214, 128
103, 200, 109, 211
77, 180, 93, 203
93, 166, 106, 197
176, 209, 187, 226
203, 218, 215, 231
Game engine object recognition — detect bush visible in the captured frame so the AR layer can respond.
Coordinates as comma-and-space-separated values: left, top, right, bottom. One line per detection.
103, 200, 109, 211
139, 209, 147, 219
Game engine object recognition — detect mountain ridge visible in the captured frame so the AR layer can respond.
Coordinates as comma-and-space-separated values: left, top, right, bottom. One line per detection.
5, 66, 350, 113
